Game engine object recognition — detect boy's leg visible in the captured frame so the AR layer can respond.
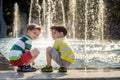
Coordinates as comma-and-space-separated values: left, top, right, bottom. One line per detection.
47, 48, 71, 72
26, 48, 39, 66
41, 47, 53, 72
18, 48, 39, 72
41, 47, 70, 72
46, 47, 52, 67
10, 49, 39, 72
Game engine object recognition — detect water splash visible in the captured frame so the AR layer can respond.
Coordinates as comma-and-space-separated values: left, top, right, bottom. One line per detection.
2, 0, 118, 69
98, 0, 105, 41
1, 38, 120, 68
13, 3, 21, 38
26, 0, 108, 69
28, 0, 41, 25
69, 0, 76, 39
84, 0, 88, 70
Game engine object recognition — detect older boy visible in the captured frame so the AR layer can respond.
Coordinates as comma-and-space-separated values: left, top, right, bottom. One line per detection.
9, 24, 41, 72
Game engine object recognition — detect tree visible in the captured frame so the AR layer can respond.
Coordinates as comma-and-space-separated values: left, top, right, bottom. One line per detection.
0, 0, 7, 38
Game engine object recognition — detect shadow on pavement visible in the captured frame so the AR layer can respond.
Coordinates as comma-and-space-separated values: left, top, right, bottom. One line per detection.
27, 71, 67, 79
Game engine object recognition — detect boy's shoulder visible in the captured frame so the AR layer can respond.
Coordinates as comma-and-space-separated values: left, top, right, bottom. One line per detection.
55, 38, 66, 43
20, 35, 31, 42
55, 37, 65, 41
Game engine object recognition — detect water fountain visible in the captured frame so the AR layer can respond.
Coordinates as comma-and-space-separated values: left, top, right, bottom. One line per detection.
0, 0, 120, 70
13, 3, 22, 38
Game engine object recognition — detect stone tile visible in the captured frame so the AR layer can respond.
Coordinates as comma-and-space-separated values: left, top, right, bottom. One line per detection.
0, 70, 120, 80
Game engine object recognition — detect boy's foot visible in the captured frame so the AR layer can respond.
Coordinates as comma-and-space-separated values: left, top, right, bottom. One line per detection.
41, 66, 53, 72
17, 65, 24, 72
17, 65, 37, 72
58, 67, 67, 72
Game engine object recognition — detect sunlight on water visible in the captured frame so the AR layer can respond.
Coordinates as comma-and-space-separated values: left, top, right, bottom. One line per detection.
0, 38, 120, 68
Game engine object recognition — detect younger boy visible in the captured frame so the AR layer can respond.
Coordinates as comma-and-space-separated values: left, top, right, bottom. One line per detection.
8, 24, 41, 72
41, 26, 75, 72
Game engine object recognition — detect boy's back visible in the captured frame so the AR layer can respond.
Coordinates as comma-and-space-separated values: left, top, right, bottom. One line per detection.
9, 35, 32, 61
41, 26, 75, 72
54, 38, 75, 63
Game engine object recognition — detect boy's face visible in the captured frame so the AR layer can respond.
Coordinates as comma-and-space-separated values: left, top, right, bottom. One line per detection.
51, 29, 63, 40
27, 29, 40, 40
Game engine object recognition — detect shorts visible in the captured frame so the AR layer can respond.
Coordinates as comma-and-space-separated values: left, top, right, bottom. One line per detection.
10, 50, 32, 66
49, 48, 71, 68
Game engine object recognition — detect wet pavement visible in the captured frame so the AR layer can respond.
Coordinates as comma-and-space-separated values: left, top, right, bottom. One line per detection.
0, 53, 14, 70
0, 53, 120, 80
0, 69, 120, 80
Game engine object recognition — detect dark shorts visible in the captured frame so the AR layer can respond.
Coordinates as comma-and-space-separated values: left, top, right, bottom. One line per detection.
10, 50, 32, 66
49, 48, 71, 68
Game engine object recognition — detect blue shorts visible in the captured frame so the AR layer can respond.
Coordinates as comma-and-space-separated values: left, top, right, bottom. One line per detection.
49, 48, 71, 68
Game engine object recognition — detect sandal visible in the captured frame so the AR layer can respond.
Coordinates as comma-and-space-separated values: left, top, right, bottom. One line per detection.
17, 65, 37, 72
41, 66, 53, 72
58, 67, 67, 72
17, 65, 24, 72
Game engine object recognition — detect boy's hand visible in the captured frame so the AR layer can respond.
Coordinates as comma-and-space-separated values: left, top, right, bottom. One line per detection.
32, 61, 35, 65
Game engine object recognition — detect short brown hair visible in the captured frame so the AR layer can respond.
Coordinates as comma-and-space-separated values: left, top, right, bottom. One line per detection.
27, 24, 41, 32
50, 26, 67, 36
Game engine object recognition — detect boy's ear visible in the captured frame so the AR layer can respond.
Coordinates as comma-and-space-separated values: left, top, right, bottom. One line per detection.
27, 29, 30, 33
60, 32, 64, 37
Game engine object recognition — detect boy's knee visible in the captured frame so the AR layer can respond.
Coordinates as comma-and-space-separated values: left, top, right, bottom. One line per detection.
31, 48, 40, 56
46, 47, 52, 53
33, 48, 40, 54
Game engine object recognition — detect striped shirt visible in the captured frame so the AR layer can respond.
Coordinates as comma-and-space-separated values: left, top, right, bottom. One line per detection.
9, 35, 32, 60
53, 38, 75, 63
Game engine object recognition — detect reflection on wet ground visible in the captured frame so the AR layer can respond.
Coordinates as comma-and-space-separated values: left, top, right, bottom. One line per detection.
0, 52, 14, 70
